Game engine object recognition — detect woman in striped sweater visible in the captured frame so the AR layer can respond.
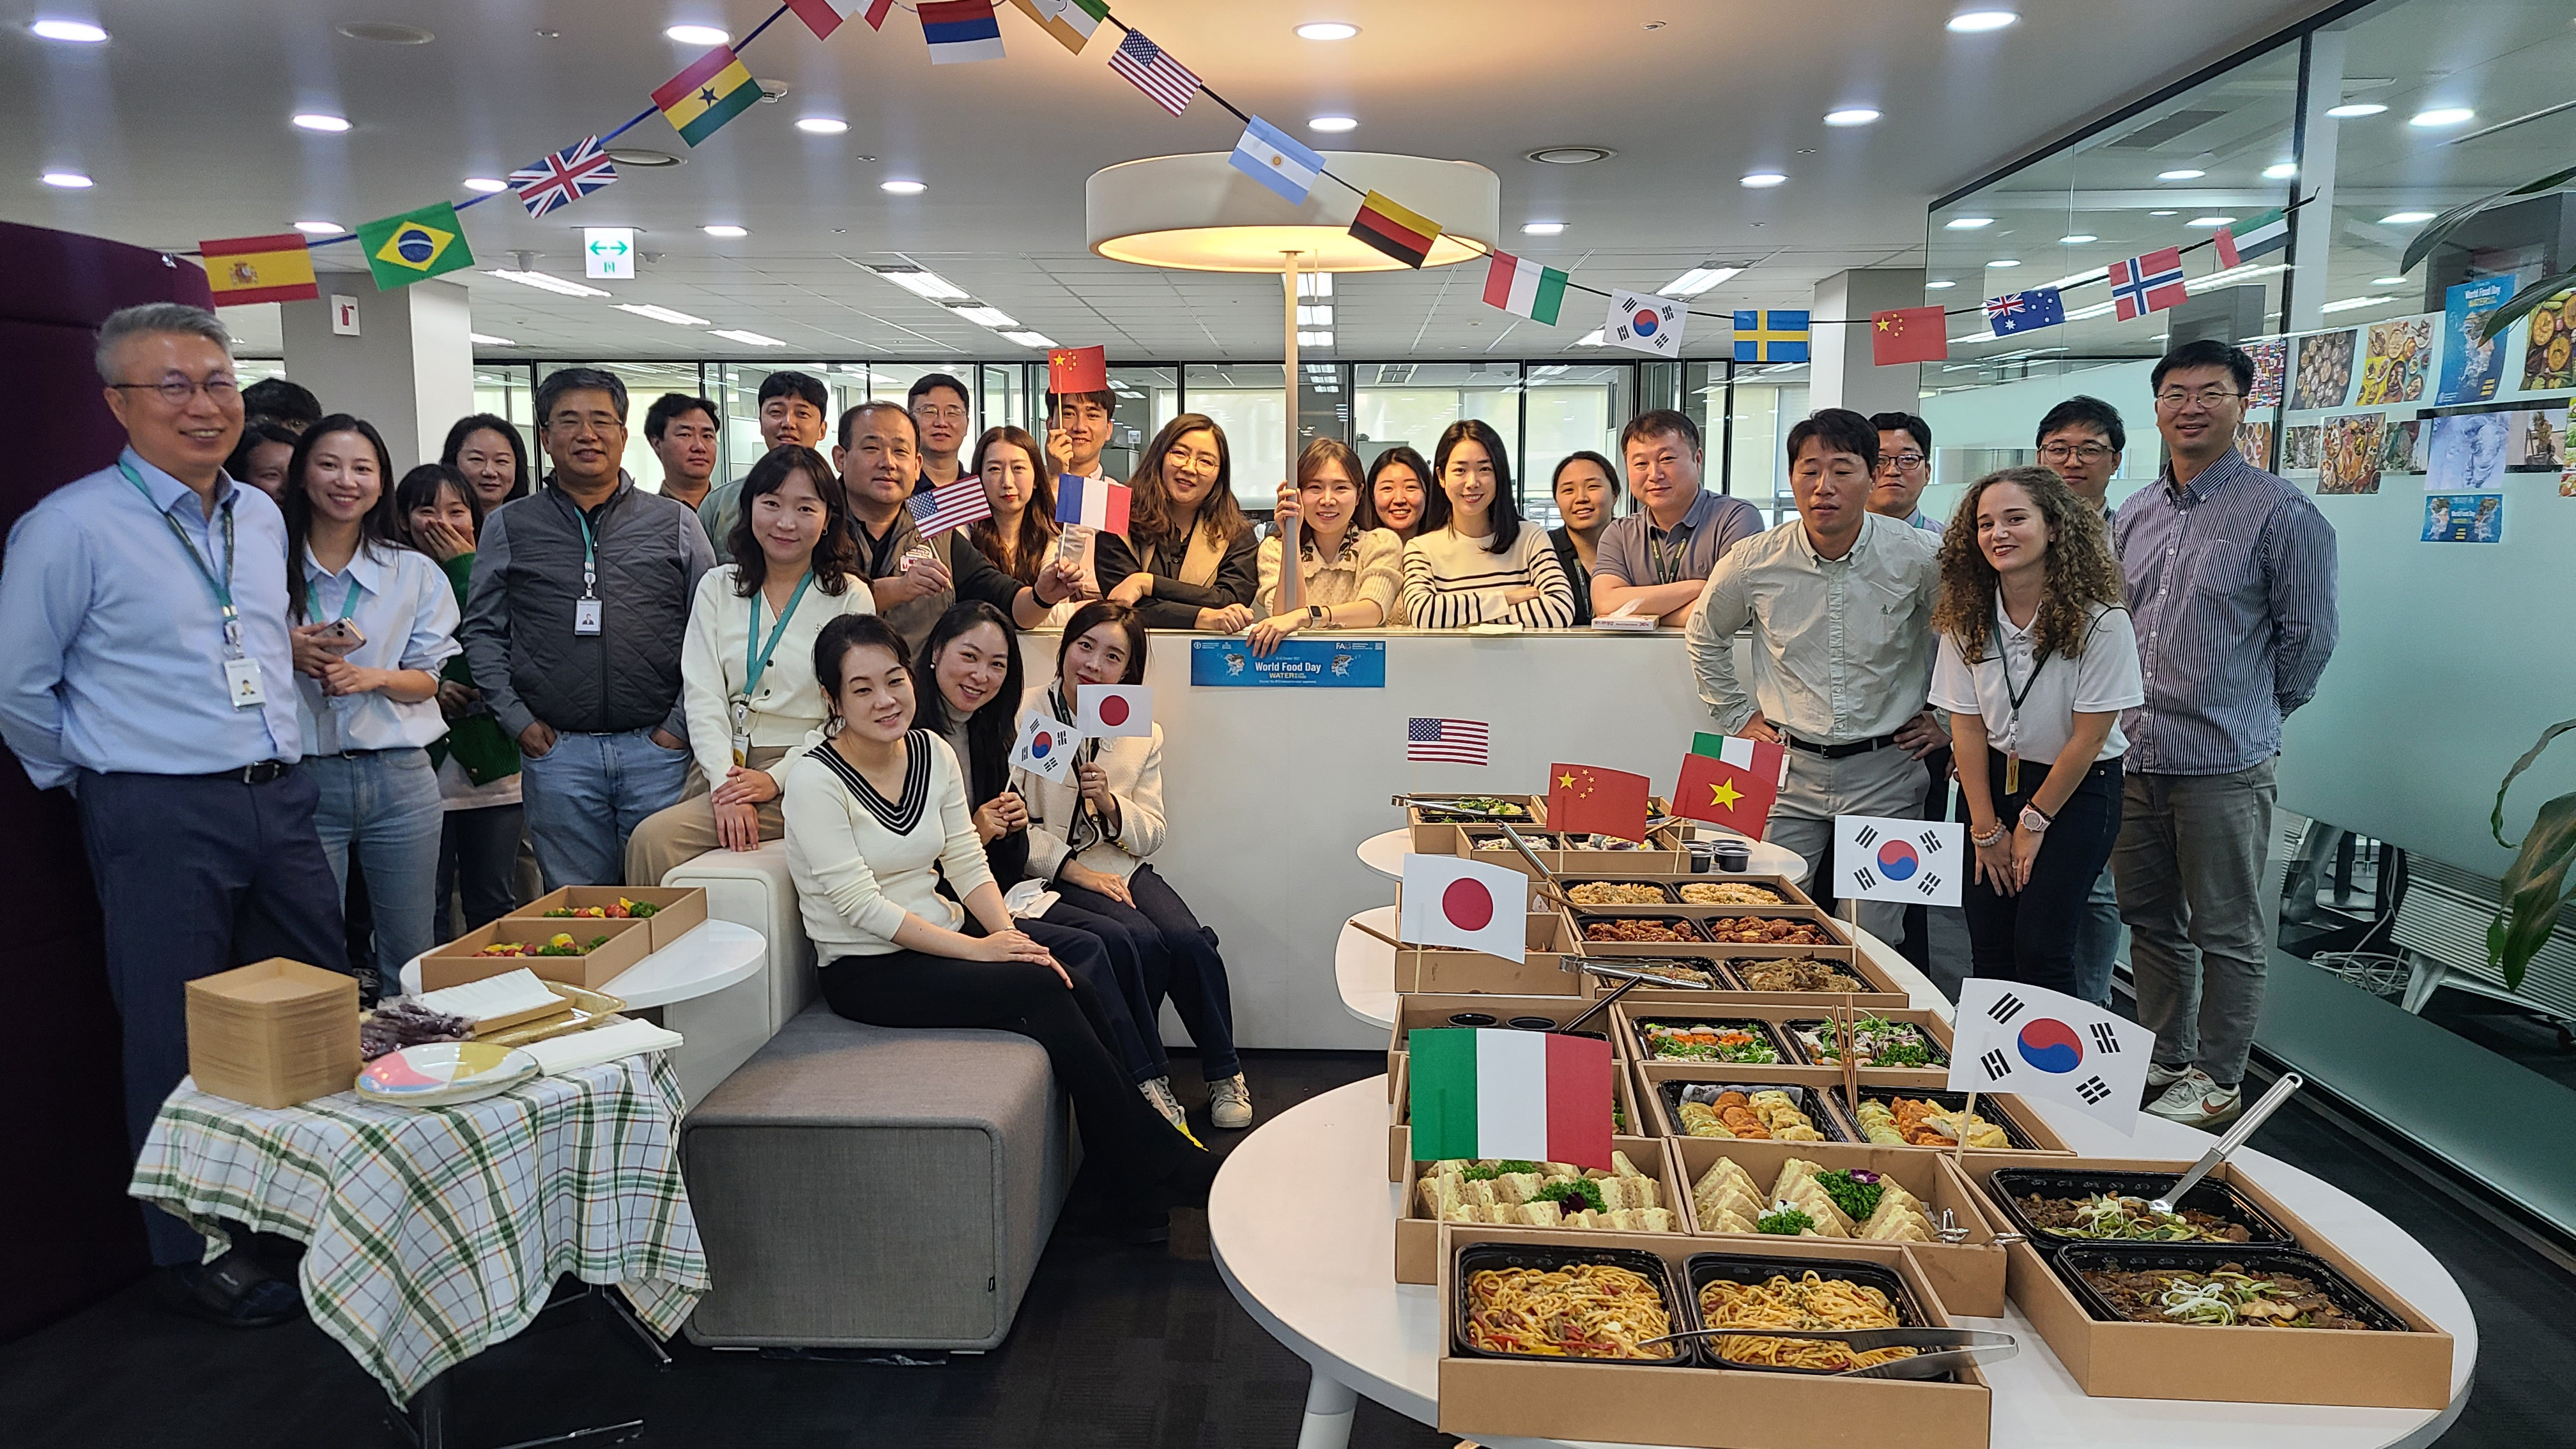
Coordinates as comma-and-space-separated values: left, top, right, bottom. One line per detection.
1400, 419, 1576, 629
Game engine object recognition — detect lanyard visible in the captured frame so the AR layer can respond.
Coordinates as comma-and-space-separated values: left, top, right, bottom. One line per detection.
1650, 522, 1688, 585
305, 572, 363, 623
742, 572, 815, 702
119, 460, 243, 657
2002, 640, 2051, 739
572, 505, 600, 599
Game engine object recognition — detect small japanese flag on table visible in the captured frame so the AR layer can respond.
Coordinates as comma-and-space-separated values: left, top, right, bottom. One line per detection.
1009, 709, 1084, 783
1951, 979, 2156, 1132
1833, 815, 1963, 906
1398, 853, 1526, 960
1409, 1027, 1613, 1170
1074, 684, 1151, 738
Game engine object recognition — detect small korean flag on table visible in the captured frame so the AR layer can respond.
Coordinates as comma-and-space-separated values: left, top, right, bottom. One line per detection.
1010, 709, 1084, 783
1398, 853, 1528, 959
1074, 684, 1151, 738
1950, 979, 2155, 1132
1833, 815, 1963, 906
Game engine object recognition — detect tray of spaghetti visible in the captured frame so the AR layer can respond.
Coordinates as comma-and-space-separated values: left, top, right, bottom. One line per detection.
1851, 1088, 2037, 1149
2057, 1245, 2411, 1331
1575, 914, 1705, 944
1453, 1245, 1690, 1363
1635, 1016, 1786, 1065
1729, 956, 1868, 993
1988, 1169, 2294, 1248
1661, 1082, 1850, 1142
1683, 1253, 1945, 1376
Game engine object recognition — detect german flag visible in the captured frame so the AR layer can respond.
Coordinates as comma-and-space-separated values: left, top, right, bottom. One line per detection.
199, 233, 319, 307
652, 44, 760, 148
1349, 190, 1441, 269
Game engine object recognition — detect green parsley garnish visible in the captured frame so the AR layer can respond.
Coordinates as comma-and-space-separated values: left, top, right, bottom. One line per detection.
1756, 1206, 1815, 1235
1537, 1179, 1607, 1214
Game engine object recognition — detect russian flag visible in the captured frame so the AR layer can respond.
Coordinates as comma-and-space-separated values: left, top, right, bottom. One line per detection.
1055, 474, 1130, 534
919, 0, 1004, 63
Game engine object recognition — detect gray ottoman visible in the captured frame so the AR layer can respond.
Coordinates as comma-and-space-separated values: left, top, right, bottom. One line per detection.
680, 1000, 1074, 1349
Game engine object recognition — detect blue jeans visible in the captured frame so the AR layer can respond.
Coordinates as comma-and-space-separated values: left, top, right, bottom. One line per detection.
308, 748, 445, 985
2071, 868, 2121, 1007
519, 728, 692, 888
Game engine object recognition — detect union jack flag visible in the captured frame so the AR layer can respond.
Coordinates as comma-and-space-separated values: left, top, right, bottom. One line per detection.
509, 135, 620, 219
2108, 247, 2188, 322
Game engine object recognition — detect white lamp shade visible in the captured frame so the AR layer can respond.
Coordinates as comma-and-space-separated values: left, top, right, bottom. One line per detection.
1087, 151, 1499, 273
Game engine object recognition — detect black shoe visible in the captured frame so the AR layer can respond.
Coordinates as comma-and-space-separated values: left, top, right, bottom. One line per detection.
162, 1249, 303, 1328
1152, 1144, 1220, 1211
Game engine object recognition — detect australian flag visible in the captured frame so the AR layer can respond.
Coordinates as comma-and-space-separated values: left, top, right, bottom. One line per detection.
509, 136, 618, 219
1985, 287, 2066, 338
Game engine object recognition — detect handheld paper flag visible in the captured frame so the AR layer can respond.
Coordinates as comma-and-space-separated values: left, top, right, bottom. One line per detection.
1398, 854, 1527, 960
199, 233, 318, 307
1871, 306, 1949, 365
1074, 684, 1152, 738
1833, 815, 1963, 907
1409, 1027, 1613, 1170
2108, 247, 2188, 321
1055, 474, 1130, 534
1984, 288, 2066, 337
1011, 0, 1107, 52
652, 44, 760, 147
1046, 344, 1107, 394
1009, 709, 1084, 783
920, 0, 1005, 63
1547, 762, 1651, 842
1950, 978, 2155, 1133
1675, 734, 1785, 837
1483, 252, 1569, 326
1229, 116, 1325, 205
1349, 190, 1440, 269
1606, 289, 1686, 356
2215, 208, 2288, 269
1108, 29, 1200, 116
908, 477, 993, 536
1733, 310, 1811, 363
357, 204, 474, 289
509, 135, 619, 219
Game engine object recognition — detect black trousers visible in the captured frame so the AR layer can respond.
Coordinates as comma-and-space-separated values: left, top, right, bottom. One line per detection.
1039, 896, 1170, 1084
77, 766, 349, 1265
436, 801, 525, 935
1961, 749, 2125, 999
1051, 863, 1239, 1080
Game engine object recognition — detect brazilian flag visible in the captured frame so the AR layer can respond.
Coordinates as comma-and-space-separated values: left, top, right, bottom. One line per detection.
358, 202, 475, 289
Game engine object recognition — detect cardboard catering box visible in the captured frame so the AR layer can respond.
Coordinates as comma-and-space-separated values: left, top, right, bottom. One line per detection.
1401, 793, 1542, 854
1384, 993, 1627, 1083
1437, 1227, 1991, 1449
1374, 898, 1583, 997
1393, 1136, 1687, 1285
185, 958, 361, 1109
1549, 870, 1816, 911
420, 916, 654, 991
1614, 1001, 1956, 1088
510, 884, 706, 953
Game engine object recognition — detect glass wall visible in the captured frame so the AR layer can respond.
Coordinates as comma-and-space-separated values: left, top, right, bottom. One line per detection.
1521, 364, 1636, 527
1184, 364, 1289, 507
1351, 364, 1526, 507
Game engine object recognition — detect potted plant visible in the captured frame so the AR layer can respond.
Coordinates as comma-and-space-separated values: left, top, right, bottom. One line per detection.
2488, 719, 2576, 990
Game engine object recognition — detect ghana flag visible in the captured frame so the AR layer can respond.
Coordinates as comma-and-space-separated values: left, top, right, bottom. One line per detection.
1349, 190, 1441, 269
356, 203, 473, 289
1409, 1027, 1613, 1169
653, 44, 760, 148
199, 233, 318, 307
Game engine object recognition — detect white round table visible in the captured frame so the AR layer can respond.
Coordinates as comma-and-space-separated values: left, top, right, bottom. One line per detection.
1356, 826, 1808, 883
397, 919, 766, 1008
1335, 907, 1400, 1031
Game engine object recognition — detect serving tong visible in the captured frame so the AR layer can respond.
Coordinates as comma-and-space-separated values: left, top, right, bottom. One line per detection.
1634, 1326, 2019, 1379
2148, 1071, 2303, 1216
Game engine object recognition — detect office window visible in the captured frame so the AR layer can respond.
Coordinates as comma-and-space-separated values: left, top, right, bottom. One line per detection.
1352, 363, 1524, 505
1183, 363, 1287, 508
1523, 364, 1634, 527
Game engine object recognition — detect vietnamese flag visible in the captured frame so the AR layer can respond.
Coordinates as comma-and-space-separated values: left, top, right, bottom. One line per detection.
1871, 305, 1949, 366
1546, 762, 1651, 842
1409, 1027, 1613, 1169
1676, 733, 1786, 838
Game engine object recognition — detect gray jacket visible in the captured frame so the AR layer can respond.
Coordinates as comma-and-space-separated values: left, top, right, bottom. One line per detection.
461, 473, 715, 741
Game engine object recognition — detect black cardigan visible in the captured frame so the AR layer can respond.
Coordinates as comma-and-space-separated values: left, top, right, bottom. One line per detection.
1091, 526, 1260, 630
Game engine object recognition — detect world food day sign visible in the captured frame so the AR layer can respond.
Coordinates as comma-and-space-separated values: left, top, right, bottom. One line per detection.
1189, 637, 1386, 687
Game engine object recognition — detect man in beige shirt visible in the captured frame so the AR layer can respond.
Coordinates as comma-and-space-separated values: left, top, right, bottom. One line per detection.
1684, 408, 1943, 942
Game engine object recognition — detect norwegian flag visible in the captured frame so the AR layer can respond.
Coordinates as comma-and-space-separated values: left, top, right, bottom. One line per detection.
907, 477, 994, 536
509, 136, 619, 219
2108, 247, 2188, 322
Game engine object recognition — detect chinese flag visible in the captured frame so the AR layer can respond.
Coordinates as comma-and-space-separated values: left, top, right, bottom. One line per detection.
1871, 306, 1949, 365
1676, 733, 1786, 838
1047, 344, 1107, 394
1545, 762, 1651, 842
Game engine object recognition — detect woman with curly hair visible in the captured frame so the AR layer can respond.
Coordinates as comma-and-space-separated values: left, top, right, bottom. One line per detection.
1928, 466, 2142, 995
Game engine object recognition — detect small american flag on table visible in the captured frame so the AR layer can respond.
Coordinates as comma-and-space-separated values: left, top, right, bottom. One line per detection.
907, 477, 993, 535
1407, 717, 1489, 766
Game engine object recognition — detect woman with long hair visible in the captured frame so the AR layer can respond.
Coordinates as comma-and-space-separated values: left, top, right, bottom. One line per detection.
1400, 419, 1575, 629
785, 613, 1213, 1242
441, 413, 530, 511
1929, 466, 2142, 997
624, 445, 875, 885
1249, 437, 1400, 656
963, 425, 1087, 623
1013, 601, 1252, 1130
394, 463, 523, 933
1096, 413, 1258, 631
283, 415, 458, 988
1547, 450, 1620, 627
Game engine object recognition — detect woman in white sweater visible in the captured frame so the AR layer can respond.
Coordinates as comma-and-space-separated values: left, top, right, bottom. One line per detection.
625, 445, 876, 885
1400, 419, 1575, 629
1012, 601, 1253, 1131
1249, 437, 1402, 656
784, 613, 1213, 1238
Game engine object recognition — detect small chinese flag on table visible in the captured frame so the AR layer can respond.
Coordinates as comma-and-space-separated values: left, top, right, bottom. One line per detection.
1047, 344, 1107, 394
1546, 762, 1650, 841
1676, 732, 1786, 838
1409, 1027, 1613, 1169
1871, 305, 1949, 365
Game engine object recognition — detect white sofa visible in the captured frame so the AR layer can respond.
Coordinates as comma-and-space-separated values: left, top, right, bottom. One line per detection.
659, 842, 818, 1103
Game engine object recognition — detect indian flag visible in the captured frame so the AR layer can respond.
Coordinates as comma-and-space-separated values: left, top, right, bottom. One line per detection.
1409, 1027, 1613, 1168
2216, 208, 2288, 269
1482, 251, 1568, 326
1011, 0, 1105, 52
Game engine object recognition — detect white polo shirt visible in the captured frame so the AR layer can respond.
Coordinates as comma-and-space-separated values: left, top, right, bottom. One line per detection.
1930, 599, 2142, 764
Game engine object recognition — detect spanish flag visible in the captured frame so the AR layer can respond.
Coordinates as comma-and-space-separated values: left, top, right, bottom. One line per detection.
653, 44, 760, 148
199, 233, 319, 307
1349, 190, 1441, 269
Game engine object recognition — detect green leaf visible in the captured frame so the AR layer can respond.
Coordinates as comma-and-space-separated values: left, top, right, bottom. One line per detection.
2490, 718, 2576, 850
2475, 266, 2576, 345
2486, 718, 2576, 992
2400, 163, 2576, 277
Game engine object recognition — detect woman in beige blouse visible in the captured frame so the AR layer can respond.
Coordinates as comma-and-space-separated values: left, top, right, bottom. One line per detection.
1249, 438, 1401, 656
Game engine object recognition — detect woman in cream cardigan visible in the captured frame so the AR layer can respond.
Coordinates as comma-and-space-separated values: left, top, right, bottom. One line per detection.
624, 445, 875, 885
1013, 601, 1252, 1131
1248, 437, 1401, 656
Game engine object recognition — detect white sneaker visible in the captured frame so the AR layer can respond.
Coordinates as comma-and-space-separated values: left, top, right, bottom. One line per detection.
2145, 1061, 2196, 1091
1208, 1073, 1254, 1130
1142, 1077, 1187, 1131
2145, 1073, 2242, 1130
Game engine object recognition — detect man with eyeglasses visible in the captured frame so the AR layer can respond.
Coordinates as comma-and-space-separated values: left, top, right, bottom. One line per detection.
0, 303, 348, 1326
697, 369, 834, 550
2113, 341, 2337, 1130
908, 372, 974, 491
2034, 395, 2128, 1006
1867, 412, 1942, 533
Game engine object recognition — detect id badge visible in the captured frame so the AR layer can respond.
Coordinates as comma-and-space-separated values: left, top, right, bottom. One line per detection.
729, 700, 753, 767
2004, 755, 2021, 795
223, 656, 266, 708
574, 597, 602, 636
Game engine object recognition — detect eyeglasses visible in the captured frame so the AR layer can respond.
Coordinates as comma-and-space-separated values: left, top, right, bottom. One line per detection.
111, 374, 239, 406
1874, 452, 1925, 473
915, 406, 969, 421
2155, 387, 2241, 409
2039, 441, 2118, 463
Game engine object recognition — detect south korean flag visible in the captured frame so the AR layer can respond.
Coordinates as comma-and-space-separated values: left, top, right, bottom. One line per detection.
1606, 289, 1688, 357
1009, 709, 1084, 784
1949, 978, 2156, 1133
1833, 815, 1962, 907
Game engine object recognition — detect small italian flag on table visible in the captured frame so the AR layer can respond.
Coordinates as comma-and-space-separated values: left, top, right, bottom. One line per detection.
1409, 1027, 1613, 1169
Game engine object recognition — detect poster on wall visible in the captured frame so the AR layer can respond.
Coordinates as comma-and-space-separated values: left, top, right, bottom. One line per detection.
2291, 330, 2358, 411
2504, 406, 2566, 473
2423, 411, 2506, 491
2356, 314, 2435, 405
2423, 493, 2503, 543
2563, 401, 2576, 497
2315, 413, 2385, 495
2379, 418, 2423, 475
2234, 420, 2274, 471
2522, 288, 2576, 392
2243, 338, 2288, 408
2281, 423, 2322, 472
2437, 277, 2515, 404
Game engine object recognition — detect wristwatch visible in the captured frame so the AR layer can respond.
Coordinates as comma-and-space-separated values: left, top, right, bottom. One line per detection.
1972, 822, 2008, 848
2019, 803, 2054, 834
1308, 604, 1326, 625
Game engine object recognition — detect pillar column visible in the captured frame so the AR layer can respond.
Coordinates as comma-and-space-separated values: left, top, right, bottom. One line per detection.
2285, 29, 2343, 334
1807, 268, 1928, 418
279, 272, 474, 472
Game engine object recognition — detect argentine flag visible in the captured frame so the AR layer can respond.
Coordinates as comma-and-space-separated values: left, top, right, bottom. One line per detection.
1229, 116, 1325, 205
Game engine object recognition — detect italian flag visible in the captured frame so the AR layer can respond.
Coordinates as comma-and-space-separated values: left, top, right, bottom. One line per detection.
1482, 251, 1569, 326
1409, 1027, 1613, 1167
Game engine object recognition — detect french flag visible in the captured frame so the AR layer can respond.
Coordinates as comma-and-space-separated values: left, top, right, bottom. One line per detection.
919, 0, 1004, 63
1055, 474, 1130, 535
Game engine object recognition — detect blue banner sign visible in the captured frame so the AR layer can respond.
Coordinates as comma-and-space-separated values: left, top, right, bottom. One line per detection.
1189, 637, 1386, 687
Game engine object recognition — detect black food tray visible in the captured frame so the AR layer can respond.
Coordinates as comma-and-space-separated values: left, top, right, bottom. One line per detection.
1452, 1241, 1694, 1365
1574, 913, 1708, 944
1660, 1080, 1854, 1142
2054, 1244, 2413, 1332
1632, 1016, 1793, 1067
1588, 956, 1738, 991
1986, 1168, 2296, 1248
1682, 1251, 1949, 1378
1560, 878, 1684, 904
1782, 1017, 1951, 1069
1849, 1087, 2041, 1149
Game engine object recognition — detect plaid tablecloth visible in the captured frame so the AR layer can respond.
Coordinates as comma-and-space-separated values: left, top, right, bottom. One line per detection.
130, 1054, 709, 1400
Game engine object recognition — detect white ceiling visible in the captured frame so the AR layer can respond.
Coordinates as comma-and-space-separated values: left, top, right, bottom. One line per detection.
2, 0, 2326, 361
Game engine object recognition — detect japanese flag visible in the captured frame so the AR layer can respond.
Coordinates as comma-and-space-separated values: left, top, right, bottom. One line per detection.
1397, 854, 1527, 960
1075, 683, 1153, 738
1950, 978, 2156, 1133
1833, 814, 1963, 907
1009, 709, 1084, 783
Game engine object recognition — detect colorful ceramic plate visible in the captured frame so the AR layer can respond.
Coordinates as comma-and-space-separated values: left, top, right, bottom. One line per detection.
355, 1041, 539, 1107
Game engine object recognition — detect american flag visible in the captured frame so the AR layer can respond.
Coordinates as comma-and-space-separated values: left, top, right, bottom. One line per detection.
1406, 717, 1489, 766
908, 477, 994, 537
509, 136, 618, 219
1108, 29, 1200, 116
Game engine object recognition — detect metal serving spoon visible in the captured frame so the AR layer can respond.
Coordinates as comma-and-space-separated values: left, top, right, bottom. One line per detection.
2149, 1071, 2303, 1217
1634, 1325, 2018, 1378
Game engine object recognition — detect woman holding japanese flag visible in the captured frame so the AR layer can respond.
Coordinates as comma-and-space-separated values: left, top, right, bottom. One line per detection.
1013, 601, 1252, 1131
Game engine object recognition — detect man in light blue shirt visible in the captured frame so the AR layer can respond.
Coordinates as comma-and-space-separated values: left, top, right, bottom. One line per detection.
0, 304, 344, 1326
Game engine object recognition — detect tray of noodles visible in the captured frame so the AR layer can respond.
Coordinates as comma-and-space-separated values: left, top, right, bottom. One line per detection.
1682, 1252, 1947, 1377
1986, 1168, 2295, 1248
1453, 1243, 1690, 1364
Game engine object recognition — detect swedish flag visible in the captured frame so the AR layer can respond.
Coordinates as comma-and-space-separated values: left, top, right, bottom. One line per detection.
1733, 310, 1811, 364
357, 203, 474, 289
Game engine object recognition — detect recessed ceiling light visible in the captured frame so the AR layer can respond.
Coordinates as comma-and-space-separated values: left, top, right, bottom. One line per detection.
1298, 305, 1333, 325
293, 219, 344, 235
871, 265, 966, 299
468, 332, 515, 346
335, 21, 433, 43
1308, 116, 1358, 133
2326, 102, 2387, 118
795, 117, 848, 135
1944, 216, 1994, 229
41, 170, 92, 189
953, 305, 1018, 328
1988, 259, 2021, 268
617, 302, 710, 326
1002, 330, 1057, 348
2185, 215, 2235, 227
2262, 162, 2297, 180
703, 224, 747, 238
1740, 171, 1786, 188
29, 18, 107, 42
1298, 273, 1333, 298
1297, 330, 1333, 347
2158, 168, 2206, 180
1946, 10, 2018, 33
1527, 146, 1613, 165
1522, 221, 1567, 236
2408, 107, 2474, 127
664, 24, 728, 45
710, 328, 785, 346
1294, 22, 1358, 40
880, 179, 926, 194
292, 113, 351, 133
1666, 266, 1743, 296
2373, 275, 2408, 286
2379, 210, 2435, 225
2148, 209, 2177, 217
1924, 280, 1956, 289
2058, 233, 2097, 244
604, 147, 684, 167
485, 267, 610, 297
2320, 295, 2402, 314
463, 176, 507, 194
1823, 107, 1881, 127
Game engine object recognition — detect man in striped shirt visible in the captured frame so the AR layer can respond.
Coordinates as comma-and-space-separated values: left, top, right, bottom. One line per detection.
2112, 341, 2338, 1130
